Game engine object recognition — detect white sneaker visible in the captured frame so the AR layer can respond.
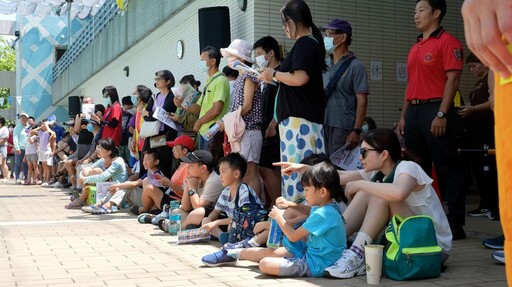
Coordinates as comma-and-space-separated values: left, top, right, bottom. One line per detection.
51, 182, 64, 188
40, 182, 49, 187
325, 249, 366, 279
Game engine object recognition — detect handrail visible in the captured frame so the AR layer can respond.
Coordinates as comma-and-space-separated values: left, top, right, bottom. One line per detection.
52, 1, 120, 82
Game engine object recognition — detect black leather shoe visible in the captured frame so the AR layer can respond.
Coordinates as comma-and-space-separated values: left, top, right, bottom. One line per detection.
451, 226, 466, 240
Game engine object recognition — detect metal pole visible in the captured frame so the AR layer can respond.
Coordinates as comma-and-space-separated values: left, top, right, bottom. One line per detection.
67, 0, 72, 48
16, 13, 22, 115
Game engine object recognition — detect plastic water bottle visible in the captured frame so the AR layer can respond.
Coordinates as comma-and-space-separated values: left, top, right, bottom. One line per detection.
266, 218, 283, 249
202, 123, 221, 141
168, 200, 181, 236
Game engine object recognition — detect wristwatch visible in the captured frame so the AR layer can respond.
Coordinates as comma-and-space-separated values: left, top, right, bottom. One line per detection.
353, 128, 362, 135
272, 70, 279, 83
436, 111, 446, 118
188, 189, 196, 196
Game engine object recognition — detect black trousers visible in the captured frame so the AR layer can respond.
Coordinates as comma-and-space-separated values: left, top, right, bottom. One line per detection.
404, 102, 466, 227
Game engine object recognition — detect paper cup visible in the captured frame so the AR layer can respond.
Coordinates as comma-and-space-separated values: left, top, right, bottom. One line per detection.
364, 244, 384, 285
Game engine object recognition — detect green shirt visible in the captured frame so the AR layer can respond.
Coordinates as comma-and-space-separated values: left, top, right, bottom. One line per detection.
198, 71, 230, 136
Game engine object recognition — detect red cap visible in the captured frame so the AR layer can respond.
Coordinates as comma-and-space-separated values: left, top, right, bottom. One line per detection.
166, 135, 195, 151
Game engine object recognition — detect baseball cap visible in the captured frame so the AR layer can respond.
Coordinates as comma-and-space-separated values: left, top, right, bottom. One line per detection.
167, 135, 195, 152
19, 113, 28, 118
322, 19, 352, 37
180, 150, 214, 168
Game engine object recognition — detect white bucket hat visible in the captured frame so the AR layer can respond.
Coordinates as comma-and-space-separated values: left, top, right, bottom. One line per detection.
220, 39, 254, 63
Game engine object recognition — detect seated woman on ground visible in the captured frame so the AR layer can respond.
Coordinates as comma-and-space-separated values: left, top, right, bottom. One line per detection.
65, 138, 127, 212
277, 128, 452, 279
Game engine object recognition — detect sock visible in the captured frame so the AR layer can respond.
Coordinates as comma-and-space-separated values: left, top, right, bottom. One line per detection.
247, 238, 261, 247
226, 248, 243, 259
350, 232, 373, 259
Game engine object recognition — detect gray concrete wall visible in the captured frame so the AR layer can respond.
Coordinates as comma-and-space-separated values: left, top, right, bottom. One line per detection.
52, 0, 190, 104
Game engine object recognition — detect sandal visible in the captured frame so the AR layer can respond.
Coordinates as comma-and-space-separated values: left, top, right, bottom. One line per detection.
91, 206, 111, 214
65, 198, 84, 209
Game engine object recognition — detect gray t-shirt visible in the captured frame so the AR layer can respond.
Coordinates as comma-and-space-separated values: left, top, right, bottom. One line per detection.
198, 171, 223, 205
323, 54, 369, 129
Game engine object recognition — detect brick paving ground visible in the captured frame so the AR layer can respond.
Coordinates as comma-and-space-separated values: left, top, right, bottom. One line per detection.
0, 182, 507, 287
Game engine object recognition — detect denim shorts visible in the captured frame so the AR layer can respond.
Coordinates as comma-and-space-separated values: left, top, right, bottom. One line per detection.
0, 145, 6, 159
278, 256, 311, 277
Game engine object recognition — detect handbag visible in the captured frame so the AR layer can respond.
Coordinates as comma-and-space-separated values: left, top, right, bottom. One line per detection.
139, 120, 160, 138
227, 183, 267, 243
383, 214, 442, 281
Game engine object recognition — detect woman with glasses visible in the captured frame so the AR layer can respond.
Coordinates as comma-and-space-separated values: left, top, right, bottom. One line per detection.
141, 70, 178, 178
259, 0, 326, 203
276, 128, 451, 279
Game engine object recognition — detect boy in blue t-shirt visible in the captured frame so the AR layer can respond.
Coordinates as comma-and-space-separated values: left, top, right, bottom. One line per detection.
200, 152, 262, 240
203, 162, 346, 278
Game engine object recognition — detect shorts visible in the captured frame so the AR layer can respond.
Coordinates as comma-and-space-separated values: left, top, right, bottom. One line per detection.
278, 256, 312, 277
124, 187, 143, 207
38, 150, 53, 166
25, 153, 38, 162
0, 145, 6, 159
160, 188, 182, 210
259, 135, 280, 169
100, 188, 126, 206
240, 130, 262, 163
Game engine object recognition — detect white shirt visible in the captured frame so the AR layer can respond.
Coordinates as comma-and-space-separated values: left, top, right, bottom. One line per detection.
0, 126, 9, 146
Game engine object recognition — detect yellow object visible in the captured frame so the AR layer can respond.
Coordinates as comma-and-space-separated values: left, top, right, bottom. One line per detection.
116, 0, 125, 11
453, 90, 462, 108
495, 74, 512, 282
499, 43, 512, 85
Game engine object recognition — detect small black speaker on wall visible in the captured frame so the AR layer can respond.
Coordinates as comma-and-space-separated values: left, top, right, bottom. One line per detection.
198, 6, 231, 52
68, 96, 80, 117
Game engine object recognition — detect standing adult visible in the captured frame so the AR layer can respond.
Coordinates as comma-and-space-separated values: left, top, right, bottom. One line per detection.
260, 0, 326, 202
192, 46, 230, 150
96, 86, 123, 146
0, 116, 10, 182
143, 70, 178, 178
321, 19, 369, 156
253, 36, 282, 208
397, 0, 466, 239
458, 54, 498, 220
129, 85, 152, 165
13, 113, 29, 183
462, 0, 512, 276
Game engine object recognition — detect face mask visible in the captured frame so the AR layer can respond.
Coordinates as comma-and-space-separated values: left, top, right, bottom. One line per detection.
226, 56, 236, 69
324, 36, 336, 55
199, 60, 209, 72
104, 97, 111, 106
86, 124, 94, 132
255, 54, 269, 69
362, 124, 369, 133
131, 95, 138, 106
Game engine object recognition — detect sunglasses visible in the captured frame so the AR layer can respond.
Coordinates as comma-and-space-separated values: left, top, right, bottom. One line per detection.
360, 147, 378, 159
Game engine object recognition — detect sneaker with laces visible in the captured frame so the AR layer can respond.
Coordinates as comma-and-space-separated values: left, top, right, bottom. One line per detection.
223, 237, 252, 250
137, 213, 155, 224
151, 210, 169, 225
467, 208, 491, 217
483, 234, 505, 250
202, 249, 237, 267
492, 250, 505, 264
325, 249, 366, 278
158, 219, 169, 232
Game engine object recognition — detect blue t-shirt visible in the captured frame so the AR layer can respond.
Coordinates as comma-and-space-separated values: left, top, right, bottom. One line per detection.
287, 202, 346, 277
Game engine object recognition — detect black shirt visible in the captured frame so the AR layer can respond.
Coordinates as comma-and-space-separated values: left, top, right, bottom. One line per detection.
77, 129, 94, 145
276, 36, 325, 124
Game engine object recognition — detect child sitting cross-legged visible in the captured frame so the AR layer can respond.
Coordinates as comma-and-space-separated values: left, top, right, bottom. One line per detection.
202, 161, 346, 278
199, 152, 263, 243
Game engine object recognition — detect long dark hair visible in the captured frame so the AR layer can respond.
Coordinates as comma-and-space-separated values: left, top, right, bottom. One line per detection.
98, 138, 119, 158
301, 161, 343, 202
102, 86, 119, 104
281, 0, 326, 71
362, 128, 402, 163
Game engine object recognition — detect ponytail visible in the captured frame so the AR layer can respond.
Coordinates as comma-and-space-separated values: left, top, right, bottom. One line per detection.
311, 23, 327, 71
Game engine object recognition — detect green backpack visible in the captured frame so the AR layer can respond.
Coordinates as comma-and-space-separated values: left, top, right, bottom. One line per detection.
383, 214, 442, 281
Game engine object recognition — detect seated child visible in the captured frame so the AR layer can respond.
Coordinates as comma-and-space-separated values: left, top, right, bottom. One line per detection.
200, 152, 262, 243
202, 161, 346, 278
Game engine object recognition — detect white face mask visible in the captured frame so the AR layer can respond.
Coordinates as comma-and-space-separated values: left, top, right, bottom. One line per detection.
255, 54, 270, 69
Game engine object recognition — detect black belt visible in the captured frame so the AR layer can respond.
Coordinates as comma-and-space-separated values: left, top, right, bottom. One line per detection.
409, 98, 442, 105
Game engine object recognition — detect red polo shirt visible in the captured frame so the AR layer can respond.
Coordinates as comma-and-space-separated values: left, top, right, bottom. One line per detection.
406, 27, 463, 101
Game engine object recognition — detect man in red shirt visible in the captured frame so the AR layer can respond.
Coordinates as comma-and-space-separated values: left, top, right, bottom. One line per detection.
397, 0, 466, 240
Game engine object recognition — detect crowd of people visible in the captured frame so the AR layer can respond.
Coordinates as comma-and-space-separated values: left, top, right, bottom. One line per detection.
5, 0, 508, 280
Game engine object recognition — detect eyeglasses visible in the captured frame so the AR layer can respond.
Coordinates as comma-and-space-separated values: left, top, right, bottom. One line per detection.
324, 31, 343, 38
360, 147, 378, 159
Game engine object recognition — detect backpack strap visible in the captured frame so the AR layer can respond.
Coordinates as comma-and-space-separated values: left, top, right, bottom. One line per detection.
234, 182, 257, 208
324, 55, 356, 98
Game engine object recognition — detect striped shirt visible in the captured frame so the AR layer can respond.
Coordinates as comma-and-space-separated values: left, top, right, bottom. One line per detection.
214, 182, 261, 218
